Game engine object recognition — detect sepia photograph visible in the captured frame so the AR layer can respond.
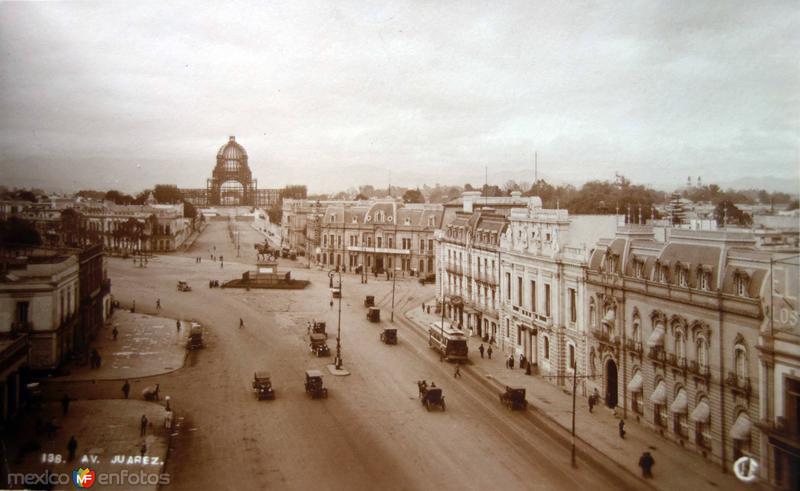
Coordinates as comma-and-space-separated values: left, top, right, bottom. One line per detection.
0, 1, 798, 489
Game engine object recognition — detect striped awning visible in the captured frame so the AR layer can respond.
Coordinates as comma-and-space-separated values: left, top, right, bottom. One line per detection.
650, 381, 667, 405
730, 412, 752, 440
690, 400, 710, 423
647, 326, 665, 348
627, 371, 643, 393
670, 390, 688, 414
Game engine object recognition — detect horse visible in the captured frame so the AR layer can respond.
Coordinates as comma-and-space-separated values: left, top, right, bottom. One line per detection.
417, 380, 428, 399
142, 383, 160, 401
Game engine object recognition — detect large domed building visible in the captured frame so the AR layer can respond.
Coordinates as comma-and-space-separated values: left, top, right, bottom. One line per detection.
208, 136, 257, 206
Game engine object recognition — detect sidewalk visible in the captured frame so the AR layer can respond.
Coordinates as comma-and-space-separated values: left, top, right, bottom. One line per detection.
4, 400, 170, 490
53, 310, 189, 382
405, 304, 755, 491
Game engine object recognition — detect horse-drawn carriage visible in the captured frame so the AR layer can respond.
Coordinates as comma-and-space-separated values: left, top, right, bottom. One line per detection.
309, 333, 330, 357
499, 385, 527, 410
304, 369, 328, 399
364, 295, 375, 308
253, 371, 275, 400
187, 324, 203, 350
417, 381, 445, 411
177, 281, 192, 292
367, 307, 381, 323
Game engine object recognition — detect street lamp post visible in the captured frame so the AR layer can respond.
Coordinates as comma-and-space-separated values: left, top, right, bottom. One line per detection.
390, 266, 401, 322
328, 270, 343, 369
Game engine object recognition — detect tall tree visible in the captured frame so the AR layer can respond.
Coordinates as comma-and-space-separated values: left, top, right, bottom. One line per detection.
154, 184, 183, 204
402, 188, 424, 204
714, 200, 752, 226
0, 217, 42, 246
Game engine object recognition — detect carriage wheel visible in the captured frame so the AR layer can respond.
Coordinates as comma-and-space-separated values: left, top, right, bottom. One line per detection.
425, 401, 430, 411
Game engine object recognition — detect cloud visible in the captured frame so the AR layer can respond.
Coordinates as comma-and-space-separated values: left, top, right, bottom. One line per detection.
0, 1, 797, 194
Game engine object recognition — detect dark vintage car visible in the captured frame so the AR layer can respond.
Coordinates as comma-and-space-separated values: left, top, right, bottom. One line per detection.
304, 369, 328, 399
380, 328, 397, 345
309, 333, 330, 357
418, 273, 436, 285
364, 295, 375, 308
499, 385, 527, 410
252, 371, 275, 400
366, 307, 381, 323
187, 325, 203, 350
420, 386, 445, 411
177, 280, 192, 292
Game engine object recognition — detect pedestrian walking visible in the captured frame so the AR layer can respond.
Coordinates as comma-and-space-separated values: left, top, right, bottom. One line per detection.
239, 318, 245, 329
67, 436, 78, 461
454, 364, 462, 378
588, 393, 595, 413
519, 353, 526, 370
487, 345, 493, 359
140, 414, 148, 436
132, 300, 136, 313
619, 419, 626, 439
112, 326, 118, 340
508, 355, 515, 369
156, 298, 161, 310
220, 261, 223, 269
478, 343, 485, 358
638, 451, 654, 478
61, 394, 70, 415
176, 320, 181, 332
329, 300, 334, 310
140, 442, 147, 457
122, 380, 130, 399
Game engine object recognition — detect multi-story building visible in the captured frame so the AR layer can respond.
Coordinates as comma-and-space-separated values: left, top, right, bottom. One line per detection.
586, 228, 770, 472
757, 253, 799, 489
0, 253, 80, 371
498, 208, 619, 386
442, 191, 535, 224
317, 200, 443, 276
282, 199, 353, 257
438, 206, 509, 341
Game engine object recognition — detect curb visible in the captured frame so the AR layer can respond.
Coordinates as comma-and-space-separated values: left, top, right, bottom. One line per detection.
402, 302, 653, 490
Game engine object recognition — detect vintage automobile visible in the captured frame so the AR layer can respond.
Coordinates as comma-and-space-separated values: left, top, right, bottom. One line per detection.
177, 281, 192, 292
380, 328, 397, 345
418, 273, 436, 285
310, 321, 327, 338
420, 386, 445, 411
364, 295, 375, 308
499, 385, 528, 410
252, 371, 275, 400
309, 333, 330, 357
187, 325, 203, 350
304, 369, 328, 399
366, 307, 381, 323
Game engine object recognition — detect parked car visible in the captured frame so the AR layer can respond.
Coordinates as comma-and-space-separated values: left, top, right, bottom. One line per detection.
364, 295, 375, 308
187, 325, 203, 350
499, 385, 527, 410
367, 307, 381, 323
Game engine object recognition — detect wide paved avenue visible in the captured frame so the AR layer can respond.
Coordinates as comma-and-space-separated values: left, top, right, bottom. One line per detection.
106, 220, 642, 490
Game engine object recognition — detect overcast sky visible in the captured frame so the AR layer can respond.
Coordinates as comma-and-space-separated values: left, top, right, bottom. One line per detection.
1, 1, 798, 194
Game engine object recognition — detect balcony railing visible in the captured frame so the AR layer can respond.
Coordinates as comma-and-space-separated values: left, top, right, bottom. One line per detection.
726, 372, 752, 394
10, 321, 33, 334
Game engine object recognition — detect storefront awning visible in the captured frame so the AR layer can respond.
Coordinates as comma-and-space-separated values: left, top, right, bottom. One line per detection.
670, 390, 688, 414
730, 412, 752, 440
646, 326, 665, 348
690, 400, 710, 423
650, 381, 666, 405
627, 371, 643, 393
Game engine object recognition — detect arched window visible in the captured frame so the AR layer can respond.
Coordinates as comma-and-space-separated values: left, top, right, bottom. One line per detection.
734, 345, 748, 380
589, 298, 597, 329
696, 338, 708, 370
632, 317, 641, 344
675, 331, 685, 362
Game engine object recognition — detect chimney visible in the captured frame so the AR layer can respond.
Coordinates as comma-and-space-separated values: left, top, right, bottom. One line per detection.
462, 191, 481, 213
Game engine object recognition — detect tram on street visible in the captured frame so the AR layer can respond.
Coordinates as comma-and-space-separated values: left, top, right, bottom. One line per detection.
428, 322, 468, 361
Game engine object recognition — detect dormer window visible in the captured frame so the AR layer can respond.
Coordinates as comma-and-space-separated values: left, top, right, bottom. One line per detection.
699, 268, 711, 291
656, 263, 669, 283
607, 254, 619, 274
404, 217, 411, 225
734, 272, 749, 297
677, 266, 688, 288
633, 260, 644, 279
